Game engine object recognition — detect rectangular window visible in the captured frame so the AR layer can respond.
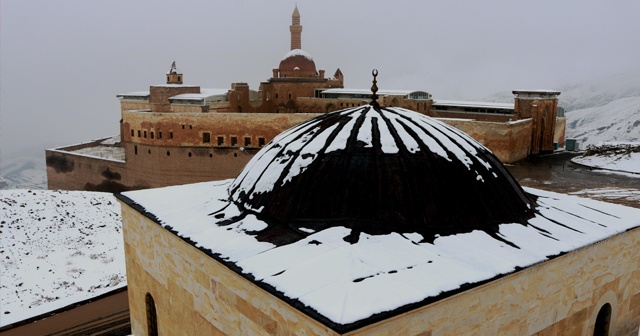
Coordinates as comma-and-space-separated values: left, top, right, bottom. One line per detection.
158, 132, 162, 139
151, 132, 154, 139
231, 136, 238, 146
258, 137, 266, 147
131, 130, 134, 137
244, 137, 251, 147
203, 132, 211, 143
138, 130, 141, 137
144, 131, 147, 138
134, 145, 138, 155
217, 136, 224, 146
170, 132, 173, 139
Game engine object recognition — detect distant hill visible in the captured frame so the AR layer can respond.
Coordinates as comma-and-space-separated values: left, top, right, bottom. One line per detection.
565, 96, 640, 147
0, 155, 47, 190
557, 70, 640, 112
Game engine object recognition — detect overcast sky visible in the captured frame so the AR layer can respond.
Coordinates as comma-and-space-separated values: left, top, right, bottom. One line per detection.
2, 0, 640, 162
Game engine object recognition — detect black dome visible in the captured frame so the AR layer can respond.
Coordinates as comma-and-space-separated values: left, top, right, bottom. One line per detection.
229, 105, 535, 241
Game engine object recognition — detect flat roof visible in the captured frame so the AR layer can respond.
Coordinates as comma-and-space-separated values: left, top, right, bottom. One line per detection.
433, 99, 514, 109
321, 88, 429, 96
119, 180, 640, 333
116, 91, 149, 98
170, 88, 229, 101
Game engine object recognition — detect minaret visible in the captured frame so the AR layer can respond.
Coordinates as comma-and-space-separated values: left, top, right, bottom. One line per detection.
166, 61, 183, 84
290, 5, 302, 50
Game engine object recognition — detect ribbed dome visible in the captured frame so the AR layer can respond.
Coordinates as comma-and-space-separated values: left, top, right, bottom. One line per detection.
229, 105, 535, 241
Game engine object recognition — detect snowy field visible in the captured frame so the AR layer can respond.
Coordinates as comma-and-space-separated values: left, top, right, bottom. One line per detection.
0, 189, 125, 327
571, 144, 640, 175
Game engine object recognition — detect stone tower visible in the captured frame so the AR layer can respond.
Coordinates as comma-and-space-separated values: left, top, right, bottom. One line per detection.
512, 90, 561, 155
166, 61, 183, 85
290, 5, 302, 50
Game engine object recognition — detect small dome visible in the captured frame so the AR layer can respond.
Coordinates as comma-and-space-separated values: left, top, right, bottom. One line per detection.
278, 49, 317, 76
229, 105, 535, 241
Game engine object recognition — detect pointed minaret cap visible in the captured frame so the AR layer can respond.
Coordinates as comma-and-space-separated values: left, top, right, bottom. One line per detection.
166, 61, 183, 84
292, 4, 300, 17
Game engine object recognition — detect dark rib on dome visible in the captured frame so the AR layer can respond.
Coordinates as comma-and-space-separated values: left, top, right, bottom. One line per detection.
229, 105, 535, 241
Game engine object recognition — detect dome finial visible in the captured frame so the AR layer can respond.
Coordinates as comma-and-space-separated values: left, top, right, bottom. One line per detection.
370, 69, 379, 107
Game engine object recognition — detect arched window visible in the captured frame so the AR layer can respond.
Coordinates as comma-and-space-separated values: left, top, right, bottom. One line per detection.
145, 293, 158, 336
593, 303, 612, 336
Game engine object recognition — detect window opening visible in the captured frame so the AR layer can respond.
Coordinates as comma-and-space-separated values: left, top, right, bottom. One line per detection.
170, 132, 173, 139
159, 132, 162, 139
151, 132, 154, 139
203, 132, 211, 143
144, 131, 147, 138
244, 137, 251, 147
131, 130, 134, 137
231, 136, 238, 146
145, 293, 158, 336
217, 136, 224, 146
134, 145, 138, 155
258, 137, 266, 147
593, 303, 612, 336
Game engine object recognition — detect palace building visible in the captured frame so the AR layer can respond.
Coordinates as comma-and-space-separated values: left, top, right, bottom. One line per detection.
46, 5, 565, 192
117, 99, 640, 335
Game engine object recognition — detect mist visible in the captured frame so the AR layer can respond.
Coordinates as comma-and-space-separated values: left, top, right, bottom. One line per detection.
2, 0, 640, 163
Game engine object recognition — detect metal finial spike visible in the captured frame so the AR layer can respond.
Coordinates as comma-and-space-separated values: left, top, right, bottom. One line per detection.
371, 69, 379, 107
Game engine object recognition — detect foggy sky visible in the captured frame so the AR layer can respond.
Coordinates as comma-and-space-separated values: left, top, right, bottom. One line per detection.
2, 0, 640, 162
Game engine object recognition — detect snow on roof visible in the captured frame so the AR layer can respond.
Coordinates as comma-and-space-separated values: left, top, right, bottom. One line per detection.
120, 180, 640, 330
283, 49, 313, 61
0, 190, 125, 327
116, 91, 149, 98
170, 88, 229, 101
321, 88, 427, 97
512, 89, 561, 94
433, 99, 514, 109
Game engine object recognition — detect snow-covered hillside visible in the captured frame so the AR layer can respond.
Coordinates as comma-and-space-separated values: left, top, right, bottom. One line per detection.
558, 70, 640, 112
565, 97, 640, 147
0, 156, 47, 190
0, 189, 125, 327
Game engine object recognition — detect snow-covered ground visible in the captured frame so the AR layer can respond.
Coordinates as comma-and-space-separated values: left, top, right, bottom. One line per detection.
0, 189, 125, 327
572, 148, 640, 175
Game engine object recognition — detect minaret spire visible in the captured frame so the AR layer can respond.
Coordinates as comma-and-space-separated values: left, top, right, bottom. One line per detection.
290, 4, 302, 50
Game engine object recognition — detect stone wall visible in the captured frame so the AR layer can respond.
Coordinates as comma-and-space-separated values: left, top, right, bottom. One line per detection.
121, 204, 338, 336
46, 145, 129, 192
121, 202, 640, 336
122, 111, 321, 148
440, 118, 532, 163
149, 86, 200, 112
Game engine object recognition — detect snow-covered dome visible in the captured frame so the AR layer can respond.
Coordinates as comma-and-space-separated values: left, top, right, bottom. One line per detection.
229, 104, 536, 241
278, 49, 317, 77
282, 49, 313, 61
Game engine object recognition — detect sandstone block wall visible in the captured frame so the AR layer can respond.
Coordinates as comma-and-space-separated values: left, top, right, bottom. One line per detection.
121, 204, 338, 336
46, 147, 128, 192
440, 118, 532, 163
